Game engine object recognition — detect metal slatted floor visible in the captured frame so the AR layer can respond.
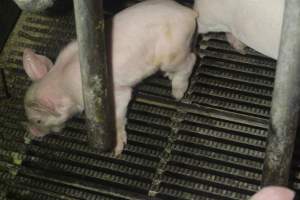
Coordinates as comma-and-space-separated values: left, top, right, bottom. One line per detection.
0, 6, 300, 200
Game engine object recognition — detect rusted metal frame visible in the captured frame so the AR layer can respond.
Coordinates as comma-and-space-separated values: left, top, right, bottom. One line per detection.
262, 0, 300, 186
73, 0, 115, 151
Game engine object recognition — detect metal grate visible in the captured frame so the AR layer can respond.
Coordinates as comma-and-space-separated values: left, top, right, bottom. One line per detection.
0, 5, 299, 200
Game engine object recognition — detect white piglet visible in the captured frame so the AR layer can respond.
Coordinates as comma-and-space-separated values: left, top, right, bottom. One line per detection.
22, 0, 197, 155
194, 0, 284, 59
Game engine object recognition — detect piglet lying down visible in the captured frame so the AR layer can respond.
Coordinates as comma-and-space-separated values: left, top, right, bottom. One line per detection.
22, 0, 197, 155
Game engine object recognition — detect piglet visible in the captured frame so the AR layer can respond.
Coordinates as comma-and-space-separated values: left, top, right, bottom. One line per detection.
22, 0, 197, 155
250, 186, 296, 200
194, 0, 284, 59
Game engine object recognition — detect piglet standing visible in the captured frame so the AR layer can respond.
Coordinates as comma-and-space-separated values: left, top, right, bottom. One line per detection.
22, 0, 197, 155
193, 0, 284, 59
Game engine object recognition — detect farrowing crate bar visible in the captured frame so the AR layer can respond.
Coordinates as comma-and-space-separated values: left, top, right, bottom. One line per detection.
73, 0, 115, 152
262, 0, 300, 186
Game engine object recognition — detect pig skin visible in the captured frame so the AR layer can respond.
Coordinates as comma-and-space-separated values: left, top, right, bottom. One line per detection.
250, 186, 295, 200
194, 0, 284, 59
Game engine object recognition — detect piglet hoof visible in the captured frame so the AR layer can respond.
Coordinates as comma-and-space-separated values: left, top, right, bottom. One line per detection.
164, 72, 174, 79
234, 45, 247, 55
230, 40, 247, 55
114, 130, 127, 156
172, 88, 185, 101
114, 143, 124, 156
226, 32, 247, 55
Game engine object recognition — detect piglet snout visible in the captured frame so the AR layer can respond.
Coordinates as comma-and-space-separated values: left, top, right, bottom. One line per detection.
22, 121, 49, 137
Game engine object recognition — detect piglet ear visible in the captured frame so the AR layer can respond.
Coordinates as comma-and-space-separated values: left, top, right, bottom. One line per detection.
23, 48, 54, 81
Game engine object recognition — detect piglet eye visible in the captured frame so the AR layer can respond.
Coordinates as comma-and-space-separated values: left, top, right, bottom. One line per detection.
36, 120, 42, 124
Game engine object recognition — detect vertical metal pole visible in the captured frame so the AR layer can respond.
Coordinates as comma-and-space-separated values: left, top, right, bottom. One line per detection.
0, 70, 9, 98
262, 0, 300, 186
73, 0, 115, 151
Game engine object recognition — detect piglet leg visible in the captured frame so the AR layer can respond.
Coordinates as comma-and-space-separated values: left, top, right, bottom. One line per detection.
226, 32, 247, 55
114, 86, 132, 155
170, 53, 196, 100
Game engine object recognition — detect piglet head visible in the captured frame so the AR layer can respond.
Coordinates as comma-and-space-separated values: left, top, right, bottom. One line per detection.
22, 48, 71, 137
22, 99, 67, 137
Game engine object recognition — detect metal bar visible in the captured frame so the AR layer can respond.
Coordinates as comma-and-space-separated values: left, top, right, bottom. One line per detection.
73, 0, 115, 152
262, 0, 300, 186
0, 69, 10, 98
